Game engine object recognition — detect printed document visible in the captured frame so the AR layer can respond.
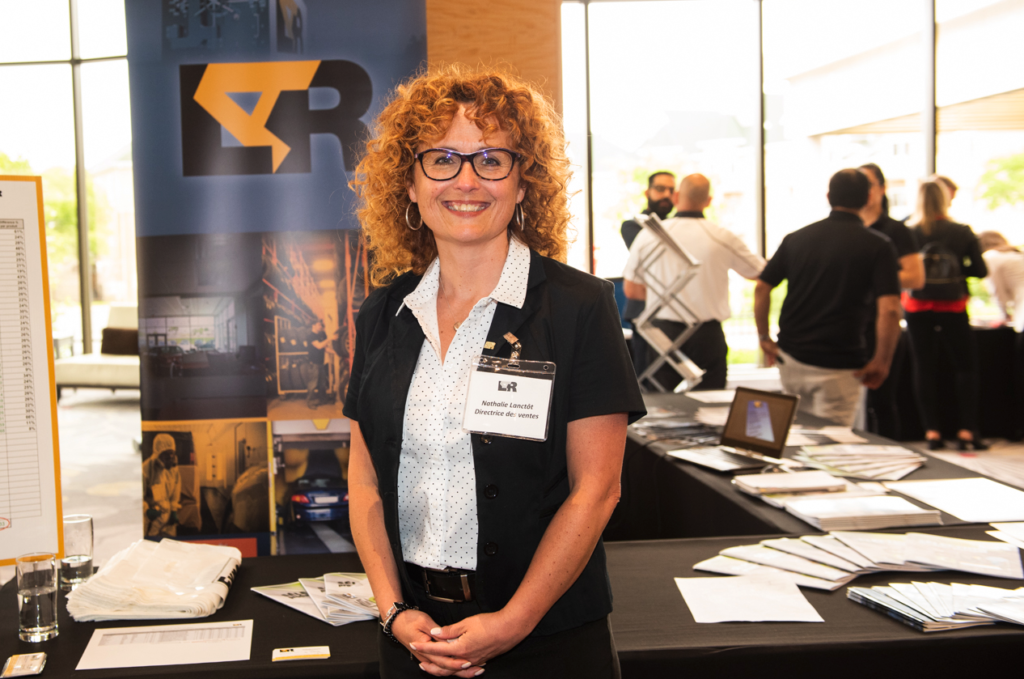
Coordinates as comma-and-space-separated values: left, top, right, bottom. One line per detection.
76, 620, 253, 670
885, 478, 1024, 523
674, 572, 823, 623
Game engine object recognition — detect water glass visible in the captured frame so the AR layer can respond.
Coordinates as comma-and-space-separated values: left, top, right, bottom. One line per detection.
61, 514, 94, 591
16, 553, 59, 642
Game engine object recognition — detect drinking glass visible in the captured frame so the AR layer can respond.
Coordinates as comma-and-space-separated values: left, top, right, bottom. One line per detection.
16, 553, 59, 642
61, 514, 94, 591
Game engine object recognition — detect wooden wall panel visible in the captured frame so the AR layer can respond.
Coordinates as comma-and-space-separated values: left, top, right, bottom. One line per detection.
425, 0, 562, 113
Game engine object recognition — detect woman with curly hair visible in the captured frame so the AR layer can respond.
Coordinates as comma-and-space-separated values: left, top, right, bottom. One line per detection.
343, 66, 644, 678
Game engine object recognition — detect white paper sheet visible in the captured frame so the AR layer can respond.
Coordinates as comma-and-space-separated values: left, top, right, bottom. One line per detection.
692, 555, 852, 591
987, 531, 1024, 550
904, 532, 1024, 579
720, 545, 851, 581
991, 522, 1024, 542
674, 573, 823, 623
685, 389, 736, 403
76, 620, 253, 670
885, 478, 1024, 523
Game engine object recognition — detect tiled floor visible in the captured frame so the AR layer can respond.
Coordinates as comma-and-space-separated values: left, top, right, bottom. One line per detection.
1, 388, 143, 586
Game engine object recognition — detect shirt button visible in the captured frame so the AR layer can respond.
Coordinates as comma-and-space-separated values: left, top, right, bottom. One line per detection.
480, 435, 492, 445
484, 485, 499, 499
484, 542, 499, 556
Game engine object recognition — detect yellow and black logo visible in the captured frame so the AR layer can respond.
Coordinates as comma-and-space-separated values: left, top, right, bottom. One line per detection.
180, 60, 371, 176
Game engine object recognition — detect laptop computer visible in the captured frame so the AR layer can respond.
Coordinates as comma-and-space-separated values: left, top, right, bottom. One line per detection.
667, 387, 800, 472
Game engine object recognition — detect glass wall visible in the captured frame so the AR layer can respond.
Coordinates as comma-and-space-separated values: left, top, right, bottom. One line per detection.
568, 0, 1024, 366
763, 0, 924, 255
0, 0, 134, 355
0, 63, 81, 351
585, 0, 761, 278
935, 0, 1024, 323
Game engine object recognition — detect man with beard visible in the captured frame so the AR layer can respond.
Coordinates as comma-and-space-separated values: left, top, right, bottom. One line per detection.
621, 171, 675, 377
624, 174, 764, 390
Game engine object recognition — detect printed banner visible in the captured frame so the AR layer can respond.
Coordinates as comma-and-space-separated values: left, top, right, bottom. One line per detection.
126, 0, 426, 554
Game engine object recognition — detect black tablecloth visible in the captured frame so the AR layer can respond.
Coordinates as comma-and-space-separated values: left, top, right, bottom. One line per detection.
3, 527, 1022, 679
896, 325, 1020, 440
609, 525, 1024, 678
0, 553, 379, 679
605, 392, 987, 542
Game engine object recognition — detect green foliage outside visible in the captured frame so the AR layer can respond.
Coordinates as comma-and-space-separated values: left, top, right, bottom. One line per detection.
980, 152, 1024, 210
0, 152, 111, 296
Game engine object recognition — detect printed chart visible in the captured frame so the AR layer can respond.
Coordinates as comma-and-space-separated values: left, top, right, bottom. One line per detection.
0, 176, 62, 565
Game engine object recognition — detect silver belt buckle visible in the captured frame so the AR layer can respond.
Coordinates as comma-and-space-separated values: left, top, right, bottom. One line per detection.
422, 567, 473, 603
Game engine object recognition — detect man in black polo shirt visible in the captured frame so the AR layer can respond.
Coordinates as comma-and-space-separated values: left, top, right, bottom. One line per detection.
859, 163, 924, 439
754, 169, 902, 426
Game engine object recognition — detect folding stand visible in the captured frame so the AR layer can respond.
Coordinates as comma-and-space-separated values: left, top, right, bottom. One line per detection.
631, 213, 705, 393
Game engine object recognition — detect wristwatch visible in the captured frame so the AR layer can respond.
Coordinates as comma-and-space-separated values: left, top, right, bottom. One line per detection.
381, 601, 419, 643
759, 333, 772, 342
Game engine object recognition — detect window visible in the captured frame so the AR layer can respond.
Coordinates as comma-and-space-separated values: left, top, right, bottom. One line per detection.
0, 0, 132, 355
763, 0, 925, 255
935, 0, 1024, 323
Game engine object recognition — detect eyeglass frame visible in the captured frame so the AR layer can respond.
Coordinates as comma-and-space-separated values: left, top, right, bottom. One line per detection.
414, 147, 522, 182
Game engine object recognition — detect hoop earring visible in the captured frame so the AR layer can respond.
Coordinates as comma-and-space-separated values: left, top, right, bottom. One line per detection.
405, 203, 422, 231
514, 203, 524, 229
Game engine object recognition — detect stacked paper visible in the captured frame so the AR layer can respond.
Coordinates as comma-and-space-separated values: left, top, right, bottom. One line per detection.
849, 582, 1024, 632
796, 444, 926, 481
784, 495, 942, 531
253, 573, 377, 626
695, 530, 1024, 591
67, 539, 241, 622
733, 470, 847, 496
758, 479, 889, 509
885, 478, 1024, 523
989, 522, 1024, 549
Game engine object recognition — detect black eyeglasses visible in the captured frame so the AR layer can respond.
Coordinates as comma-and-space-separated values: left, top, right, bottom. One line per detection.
648, 185, 674, 194
415, 148, 521, 181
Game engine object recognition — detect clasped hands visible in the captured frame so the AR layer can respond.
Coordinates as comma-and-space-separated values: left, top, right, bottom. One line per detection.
395, 609, 527, 677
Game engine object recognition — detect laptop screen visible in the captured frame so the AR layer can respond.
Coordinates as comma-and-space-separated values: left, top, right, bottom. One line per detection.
719, 387, 799, 457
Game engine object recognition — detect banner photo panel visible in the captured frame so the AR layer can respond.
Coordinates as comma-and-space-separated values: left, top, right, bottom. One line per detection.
127, 1, 424, 554
126, 0, 427, 238
141, 419, 272, 557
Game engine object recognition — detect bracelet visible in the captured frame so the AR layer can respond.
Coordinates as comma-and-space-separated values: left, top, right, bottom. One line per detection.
380, 601, 419, 644
759, 334, 772, 342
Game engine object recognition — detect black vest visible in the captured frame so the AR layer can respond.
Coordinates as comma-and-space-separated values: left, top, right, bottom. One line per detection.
343, 250, 645, 635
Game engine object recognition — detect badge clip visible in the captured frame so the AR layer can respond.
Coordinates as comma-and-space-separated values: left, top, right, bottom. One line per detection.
503, 332, 522, 368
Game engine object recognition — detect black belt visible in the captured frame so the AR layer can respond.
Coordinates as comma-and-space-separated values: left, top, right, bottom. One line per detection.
406, 562, 476, 603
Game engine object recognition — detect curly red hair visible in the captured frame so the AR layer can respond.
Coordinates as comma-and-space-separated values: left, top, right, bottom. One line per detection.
350, 64, 572, 287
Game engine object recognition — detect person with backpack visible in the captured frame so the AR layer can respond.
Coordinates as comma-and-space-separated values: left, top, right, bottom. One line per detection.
904, 179, 988, 450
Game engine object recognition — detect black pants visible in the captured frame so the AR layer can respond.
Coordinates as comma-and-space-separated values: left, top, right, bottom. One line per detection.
865, 330, 909, 440
628, 320, 650, 380
905, 311, 979, 433
378, 572, 620, 679
645, 319, 727, 391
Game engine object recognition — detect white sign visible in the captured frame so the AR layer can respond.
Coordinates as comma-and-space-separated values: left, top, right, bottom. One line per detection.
0, 176, 62, 565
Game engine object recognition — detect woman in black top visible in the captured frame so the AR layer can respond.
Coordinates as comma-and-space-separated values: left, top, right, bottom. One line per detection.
344, 66, 645, 678
858, 164, 923, 440
903, 179, 988, 450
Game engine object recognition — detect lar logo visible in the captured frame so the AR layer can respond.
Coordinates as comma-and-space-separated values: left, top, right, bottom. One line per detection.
180, 60, 371, 176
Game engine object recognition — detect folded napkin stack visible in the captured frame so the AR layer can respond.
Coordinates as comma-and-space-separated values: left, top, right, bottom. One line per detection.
67, 539, 242, 622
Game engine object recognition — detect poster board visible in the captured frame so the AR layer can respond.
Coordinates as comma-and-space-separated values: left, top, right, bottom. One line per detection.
0, 175, 64, 565
126, 1, 425, 555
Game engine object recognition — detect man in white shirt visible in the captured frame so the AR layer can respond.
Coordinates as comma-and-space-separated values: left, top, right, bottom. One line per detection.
623, 173, 765, 390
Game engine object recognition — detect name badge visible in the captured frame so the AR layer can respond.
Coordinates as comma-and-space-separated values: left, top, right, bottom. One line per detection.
463, 354, 556, 442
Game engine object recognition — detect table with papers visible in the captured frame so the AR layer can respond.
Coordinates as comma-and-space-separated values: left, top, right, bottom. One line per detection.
606, 393, 997, 542
2, 528, 1022, 678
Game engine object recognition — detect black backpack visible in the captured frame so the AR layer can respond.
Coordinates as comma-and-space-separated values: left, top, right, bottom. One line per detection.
911, 239, 964, 301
